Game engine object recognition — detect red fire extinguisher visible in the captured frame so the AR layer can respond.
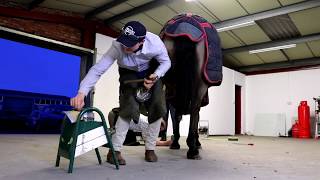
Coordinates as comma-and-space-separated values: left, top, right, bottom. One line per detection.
298, 101, 311, 138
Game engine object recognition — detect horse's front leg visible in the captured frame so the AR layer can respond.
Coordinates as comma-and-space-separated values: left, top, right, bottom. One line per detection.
169, 104, 182, 149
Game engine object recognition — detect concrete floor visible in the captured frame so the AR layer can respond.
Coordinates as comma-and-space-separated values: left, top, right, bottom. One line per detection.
0, 135, 319, 180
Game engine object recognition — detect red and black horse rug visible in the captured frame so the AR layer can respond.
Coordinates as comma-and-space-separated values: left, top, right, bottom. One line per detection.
160, 13, 223, 87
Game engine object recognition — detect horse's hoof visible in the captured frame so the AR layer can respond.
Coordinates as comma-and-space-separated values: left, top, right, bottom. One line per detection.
170, 143, 180, 149
187, 153, 201, 160
187, 150, 201, 160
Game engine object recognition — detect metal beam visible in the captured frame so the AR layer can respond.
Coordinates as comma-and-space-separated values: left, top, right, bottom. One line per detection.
237, 57, 320, 73
85, 0, 129, 19
223, 33, 320, 54
104, 0, 174, 24
214, 0, 320, 30
28, 0, 46, 10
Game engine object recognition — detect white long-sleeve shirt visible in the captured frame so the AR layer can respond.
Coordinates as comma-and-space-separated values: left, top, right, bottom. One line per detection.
78, 32, 171, 96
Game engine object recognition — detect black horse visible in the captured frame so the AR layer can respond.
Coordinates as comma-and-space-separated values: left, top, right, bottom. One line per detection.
160, 14, 222, 159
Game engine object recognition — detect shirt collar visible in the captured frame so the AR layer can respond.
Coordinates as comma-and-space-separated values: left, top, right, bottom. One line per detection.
140, 32, 150, 54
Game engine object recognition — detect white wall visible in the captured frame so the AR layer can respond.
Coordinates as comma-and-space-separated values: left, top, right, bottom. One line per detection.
93, 34, 119, 116
246, 68, 320, 136
200, 67, 234, 135
166, 67, 246, 136
200, 67, 246, 135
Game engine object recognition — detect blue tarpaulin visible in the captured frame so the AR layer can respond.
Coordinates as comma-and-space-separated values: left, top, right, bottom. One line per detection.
0, 37, 82, 133
0, 38, 80, 97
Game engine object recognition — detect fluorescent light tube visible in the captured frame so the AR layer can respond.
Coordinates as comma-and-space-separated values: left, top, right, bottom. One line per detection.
249, 44, 296, 54
216, 21, 255, 32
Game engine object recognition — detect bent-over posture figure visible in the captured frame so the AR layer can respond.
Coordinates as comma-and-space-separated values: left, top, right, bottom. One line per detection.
71, 21, 171, 165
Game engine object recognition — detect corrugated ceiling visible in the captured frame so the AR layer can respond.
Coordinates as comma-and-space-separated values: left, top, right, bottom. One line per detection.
2, 0, 320, 73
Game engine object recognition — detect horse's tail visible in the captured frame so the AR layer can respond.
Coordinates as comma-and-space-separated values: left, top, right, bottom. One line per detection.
174, 36, 197, 114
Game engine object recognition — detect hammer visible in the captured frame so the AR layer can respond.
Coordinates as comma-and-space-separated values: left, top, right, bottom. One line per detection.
123, 79, 145, 84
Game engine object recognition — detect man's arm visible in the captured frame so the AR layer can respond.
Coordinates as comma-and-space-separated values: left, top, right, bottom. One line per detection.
153, 39, 171, 78
144, 39, 171, 89
71, 41, 119, 110
78, 53, 116, 96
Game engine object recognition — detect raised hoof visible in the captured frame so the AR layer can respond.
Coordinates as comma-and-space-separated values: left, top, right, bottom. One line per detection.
160, 136, 167, 141
169, 142, 180, 149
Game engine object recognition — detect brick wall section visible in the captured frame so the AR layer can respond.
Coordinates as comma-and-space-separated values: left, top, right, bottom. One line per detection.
0, 16, 82, 45
0, 2, 86, 46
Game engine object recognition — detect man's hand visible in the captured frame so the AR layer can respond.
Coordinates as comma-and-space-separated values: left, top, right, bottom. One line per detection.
70, 92, 85, 111
144, 73, 158, 90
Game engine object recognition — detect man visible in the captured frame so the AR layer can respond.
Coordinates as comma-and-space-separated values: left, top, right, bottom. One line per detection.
70, 21, 171, 165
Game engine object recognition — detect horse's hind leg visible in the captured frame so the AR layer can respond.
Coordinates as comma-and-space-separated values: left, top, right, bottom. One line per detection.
168, 103, 182, 149
196, 131, 202, 149
186, 39, 207, 159
187, 108, 201, 159
186, 83, 207, 159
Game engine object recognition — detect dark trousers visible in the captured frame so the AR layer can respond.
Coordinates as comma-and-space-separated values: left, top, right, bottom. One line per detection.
118, 68, 166, 124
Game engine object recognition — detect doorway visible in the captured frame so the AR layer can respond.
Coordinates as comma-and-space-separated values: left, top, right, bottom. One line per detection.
235, 85, 241, 134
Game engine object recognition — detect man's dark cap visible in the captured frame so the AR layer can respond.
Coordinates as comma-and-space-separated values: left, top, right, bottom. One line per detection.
117, 21, 147, 48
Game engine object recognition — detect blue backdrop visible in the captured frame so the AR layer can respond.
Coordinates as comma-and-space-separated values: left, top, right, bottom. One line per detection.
0, 38, 81, 97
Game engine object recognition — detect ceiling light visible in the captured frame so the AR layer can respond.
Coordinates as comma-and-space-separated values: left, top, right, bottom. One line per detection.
249, 44, 296, 54
185, 0, 196, 2
216, 21, 255, 32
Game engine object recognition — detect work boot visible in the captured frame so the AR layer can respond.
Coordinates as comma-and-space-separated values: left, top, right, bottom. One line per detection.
107, 150, 126, 165
145, 150, 158, 162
